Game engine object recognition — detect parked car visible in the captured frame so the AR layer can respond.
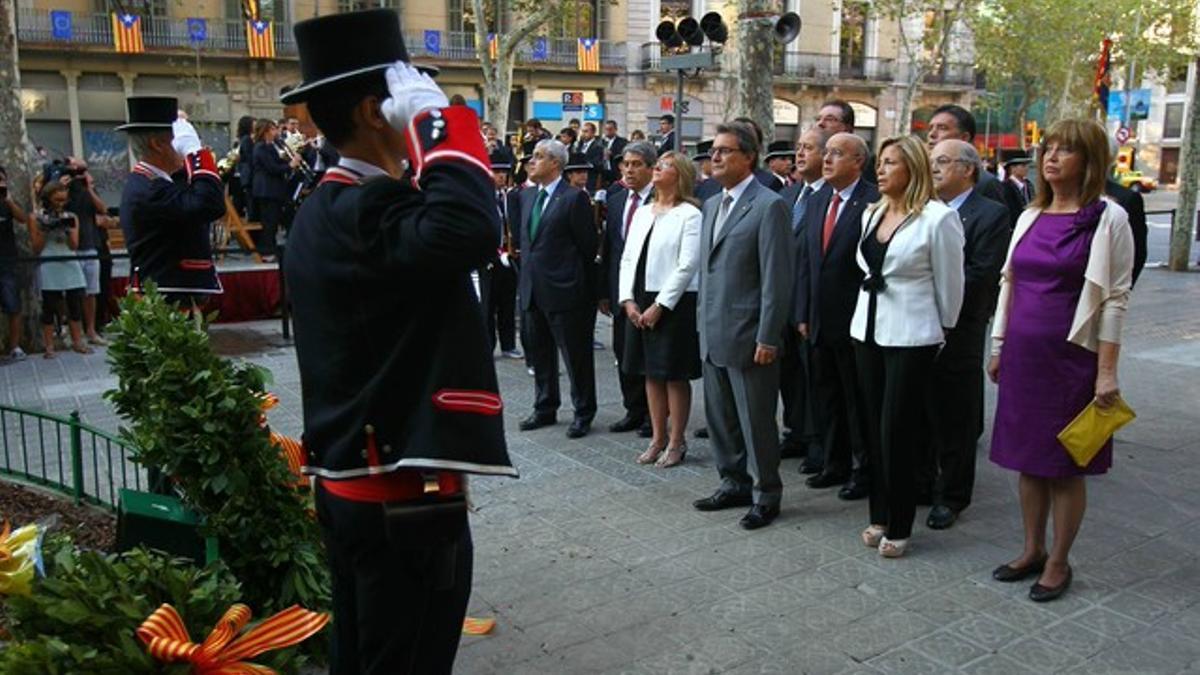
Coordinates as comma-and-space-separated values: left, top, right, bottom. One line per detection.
1116, 171, 1158, 193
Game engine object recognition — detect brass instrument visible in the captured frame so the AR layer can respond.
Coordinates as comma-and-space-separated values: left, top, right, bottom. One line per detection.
276, 133, 317, 185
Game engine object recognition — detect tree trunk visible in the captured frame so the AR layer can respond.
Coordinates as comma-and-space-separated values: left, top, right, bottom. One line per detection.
1168, 55, 1200, 271
897, 67, 923, 137
0, 0, 40, 352
731, 0, 777, 144
483, 59, 515, 138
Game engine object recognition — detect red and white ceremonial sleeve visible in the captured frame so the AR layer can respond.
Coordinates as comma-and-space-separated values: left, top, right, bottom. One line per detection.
404, 107, 491, 181
184, 148, 220, 183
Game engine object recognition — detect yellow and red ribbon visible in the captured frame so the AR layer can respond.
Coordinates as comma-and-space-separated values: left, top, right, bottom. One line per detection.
0, 519, 42, 596
137, 603, 329, 674
0, 520, 13, 564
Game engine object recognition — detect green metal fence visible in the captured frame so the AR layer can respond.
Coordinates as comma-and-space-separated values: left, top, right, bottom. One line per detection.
0, 404, 144, 511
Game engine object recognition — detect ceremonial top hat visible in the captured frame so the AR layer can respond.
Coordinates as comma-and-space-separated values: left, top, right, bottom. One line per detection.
490, 147, 515, 171
1002, 152, 1033, 167
116, 96, 178, 132
765, 140, 793, 159
281, 9, 435, 105
564, 153, 592, 172
692, 139, 713, 161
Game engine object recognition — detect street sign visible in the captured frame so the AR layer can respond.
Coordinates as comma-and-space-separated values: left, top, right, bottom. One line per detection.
1115, 126, 1131, 144
561, 92, 584, 112
660, 52, 715, 71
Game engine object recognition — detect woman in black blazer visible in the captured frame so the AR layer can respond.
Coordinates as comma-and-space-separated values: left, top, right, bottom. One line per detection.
251, 119, 298, 261
232, 115, 254, 218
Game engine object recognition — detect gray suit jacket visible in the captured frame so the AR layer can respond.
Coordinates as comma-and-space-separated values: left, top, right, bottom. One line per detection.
698, 178, 793, 369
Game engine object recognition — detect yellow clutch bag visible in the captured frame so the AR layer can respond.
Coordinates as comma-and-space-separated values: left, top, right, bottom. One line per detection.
1057, 396, 1136, 468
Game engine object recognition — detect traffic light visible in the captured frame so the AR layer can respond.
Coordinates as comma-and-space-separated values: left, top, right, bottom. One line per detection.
1115, 146, 1134, 173
1023, 121, 1041, 148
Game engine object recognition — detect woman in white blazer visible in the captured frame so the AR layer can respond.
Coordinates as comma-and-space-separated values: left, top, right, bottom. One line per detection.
619, 151, 703, 468
851, 135, 965, 558
987, 119, 1133, 603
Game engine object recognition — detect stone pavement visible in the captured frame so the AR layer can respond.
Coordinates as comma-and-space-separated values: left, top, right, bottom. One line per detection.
2, 268, 1200, 674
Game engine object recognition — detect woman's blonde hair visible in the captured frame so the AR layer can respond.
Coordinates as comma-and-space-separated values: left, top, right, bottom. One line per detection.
658, 151, 700, 207
1031, 118, 1110, 209
870, 135, 934, 218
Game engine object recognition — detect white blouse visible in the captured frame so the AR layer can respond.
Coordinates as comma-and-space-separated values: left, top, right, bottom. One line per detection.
618, 201, 702, 310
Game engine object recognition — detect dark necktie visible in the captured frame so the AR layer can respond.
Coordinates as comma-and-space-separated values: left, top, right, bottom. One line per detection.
792, 184, 812, 232
624, 192, 640, 239
529, 188, 548, 240
822, 193, 842, 254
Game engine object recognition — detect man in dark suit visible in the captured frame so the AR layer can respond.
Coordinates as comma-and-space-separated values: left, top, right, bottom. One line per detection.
600, 120, 628, 187
486, 148, 522, 357
1105, 178, 1148, 285
656, 114, 676, 153
777, 127, 829, 466
733, 117, 787, 192
795, 132, 879, 501
924, 140, 1012, 529
514, 138, 600, 438
814, 100, 876, 184
1000, 155, 1034, 222
597, 141, 656, 436
576, 122, 605, 192
926, 104, 1008, 211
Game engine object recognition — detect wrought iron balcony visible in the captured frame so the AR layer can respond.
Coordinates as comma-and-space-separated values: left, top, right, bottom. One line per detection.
923, 63, 977, 87
404, 31, 625, 70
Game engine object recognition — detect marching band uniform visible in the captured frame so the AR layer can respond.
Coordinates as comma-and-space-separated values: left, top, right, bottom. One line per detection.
281, 10, 515, 674
487, 149, 521, 354
117, 96, 225, 303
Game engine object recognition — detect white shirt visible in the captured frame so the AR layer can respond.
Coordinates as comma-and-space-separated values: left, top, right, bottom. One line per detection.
138, 161, 173, 182
945, 187, 973, 212
536, 175, 563, 200
721, 172, 757, 212
826, 178, 860, 222
338, 157, 389, 179
622, 183, 653, 234
795, 178, 826, 205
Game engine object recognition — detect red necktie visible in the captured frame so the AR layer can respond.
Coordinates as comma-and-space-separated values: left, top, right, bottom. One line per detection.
822, 193, 842, 254
623, 192, 640, 239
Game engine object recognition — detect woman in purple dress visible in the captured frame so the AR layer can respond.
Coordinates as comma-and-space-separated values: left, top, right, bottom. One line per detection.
987, 119, 1134, 602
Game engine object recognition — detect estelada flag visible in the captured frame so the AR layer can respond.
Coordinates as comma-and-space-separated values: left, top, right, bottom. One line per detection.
112, 13, 144, 54
577, 37, 600, 72
246, 19, 275, 59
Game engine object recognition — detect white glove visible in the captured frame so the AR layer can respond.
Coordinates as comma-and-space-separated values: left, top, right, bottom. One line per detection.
499, 252, 512, 268
380, 61, 449, 133
172, 117, 203, 156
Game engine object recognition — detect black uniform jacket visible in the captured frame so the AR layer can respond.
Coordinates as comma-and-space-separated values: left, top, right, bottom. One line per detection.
120, 151, 226, 294
284, 106, 515, 480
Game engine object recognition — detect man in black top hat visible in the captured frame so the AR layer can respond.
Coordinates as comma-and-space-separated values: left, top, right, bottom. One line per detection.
487, 148, 521, 358
118, 96, 226, 304
281, 9, 515, 674
563, 152, 593, 193
694, 139, 722, 202
765, 140, 794, 191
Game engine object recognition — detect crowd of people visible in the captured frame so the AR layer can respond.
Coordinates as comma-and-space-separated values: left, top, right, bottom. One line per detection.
480, 99, 1143, 601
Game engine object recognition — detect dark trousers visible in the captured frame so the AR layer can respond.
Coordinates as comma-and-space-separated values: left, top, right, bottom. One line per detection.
923, 320, 988, 512
811, 339, 867, 478
487, 264, 517, 352
855, 342, 938, 540
703, 357, 783, 507
612, 310, 647, 420
524, 303, 597, 421
255, 198, 282, 256
317, 484, 472, 675
779, 328, 815, 446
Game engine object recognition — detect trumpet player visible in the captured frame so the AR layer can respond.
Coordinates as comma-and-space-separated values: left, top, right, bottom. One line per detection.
252, 118, 300, 262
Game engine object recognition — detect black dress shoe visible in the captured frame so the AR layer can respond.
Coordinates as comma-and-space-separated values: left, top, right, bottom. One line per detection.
518, 413, 556, 431
637, 422, 653, 438
838, 480, 869, 501
1029, 566, 1072, 602
692, 491, 753, 512
778, 436, 806, 459
806, 471, 848, 489
740, 504, 780, 530
608, 415, 644, 433
566, 419, 591, 439
694, 427, 709, 439
798, 458, 823, 475
992, 554, 1048, 582
926, 505, 959, 530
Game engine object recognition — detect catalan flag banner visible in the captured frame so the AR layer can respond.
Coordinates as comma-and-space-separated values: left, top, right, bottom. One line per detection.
112, 13, 144, 54
488, 33, 499, 60
577, 37, 600, 72
246, 19, 275, 59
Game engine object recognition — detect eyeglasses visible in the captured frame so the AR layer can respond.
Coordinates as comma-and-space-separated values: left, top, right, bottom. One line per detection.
824, 148, 856, 159
932, 157, 968, 167
710, 147, 742, 158
654, 161, 675, 170
814, 114, 844, 125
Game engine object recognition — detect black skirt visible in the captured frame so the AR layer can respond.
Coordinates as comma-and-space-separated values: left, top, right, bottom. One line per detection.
622, 228, 701, 381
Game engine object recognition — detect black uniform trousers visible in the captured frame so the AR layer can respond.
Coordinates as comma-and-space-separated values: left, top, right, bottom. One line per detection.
779, 328, 816, 449
255, 198, 283, 256
811, 338, 867, 478
316, 484, 472, 675
524, 302, 597, 422
487, 264, 518, 352
855, 342, 938, 540
922, 317, 989, 512
612, 309, 647, 421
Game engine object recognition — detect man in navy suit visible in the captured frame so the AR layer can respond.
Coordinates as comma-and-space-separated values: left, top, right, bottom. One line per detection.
924, 139, 1012, 530
794, 132, 879, 501
597, 141, 657, 436
514, 138, 599, 438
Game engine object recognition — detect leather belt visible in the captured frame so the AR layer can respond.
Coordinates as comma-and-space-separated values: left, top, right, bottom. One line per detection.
320, 470, 463, 504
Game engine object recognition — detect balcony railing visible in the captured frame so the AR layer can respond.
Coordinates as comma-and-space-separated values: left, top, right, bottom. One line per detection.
639, 44, 894, 84
923, 63, 977, 87
16, 8, 297, 56
404, 30, 625, 70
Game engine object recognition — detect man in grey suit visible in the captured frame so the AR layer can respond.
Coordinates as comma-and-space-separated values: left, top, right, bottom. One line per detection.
692, 121, 793, 530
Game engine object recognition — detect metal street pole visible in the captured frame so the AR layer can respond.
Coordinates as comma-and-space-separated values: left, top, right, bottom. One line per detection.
1122, 9, 1142, 168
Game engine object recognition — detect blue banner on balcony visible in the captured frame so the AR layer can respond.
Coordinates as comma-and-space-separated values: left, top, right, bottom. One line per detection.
50, 10, 72, 40
424, 30, 441, 56
531, 37, 547, 62
187, 18, 207, 43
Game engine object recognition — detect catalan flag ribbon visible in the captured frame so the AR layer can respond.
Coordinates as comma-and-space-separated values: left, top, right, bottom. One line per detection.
1092, 38, 1113, 118
137, 603, 329, 674
246, 19, 275, 59
577, 37, 600, 72
488, 33, 499, 60
112, 13, 144, 54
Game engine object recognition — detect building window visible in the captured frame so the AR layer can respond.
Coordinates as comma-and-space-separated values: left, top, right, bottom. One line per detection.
338, 0, 401, 11
659, 0, 690, 20
1164, 102, 1184, 139
95, 0, 168, 15
840, 2, 868, 69
551, 0, 600, 39
224, 0, 288, 22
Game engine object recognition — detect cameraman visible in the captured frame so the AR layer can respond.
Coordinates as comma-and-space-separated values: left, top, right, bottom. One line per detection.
62, 158, 109, 346
30, 181, 89, 357
0, 167, 30, 361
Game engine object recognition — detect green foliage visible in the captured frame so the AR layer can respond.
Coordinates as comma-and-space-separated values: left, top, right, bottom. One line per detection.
102, 286, 330, 619
0, 534, 311, 674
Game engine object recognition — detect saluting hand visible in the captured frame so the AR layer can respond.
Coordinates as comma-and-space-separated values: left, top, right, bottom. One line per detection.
381, 61, 449, 133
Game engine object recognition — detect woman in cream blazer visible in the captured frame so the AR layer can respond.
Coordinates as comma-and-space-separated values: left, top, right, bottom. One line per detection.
850, 135, 964, 559
619, 151, 703, 468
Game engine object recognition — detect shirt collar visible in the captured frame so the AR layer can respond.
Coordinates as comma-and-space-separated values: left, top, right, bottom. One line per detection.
136, 161, 173, 181
805, 177, 826, 192
723, 172, 757, 203
832, 178, 859, 202
539, 175, 562, 198
946, 187, 973, 211
630, 182, 653, 201
337, 157, 389, 179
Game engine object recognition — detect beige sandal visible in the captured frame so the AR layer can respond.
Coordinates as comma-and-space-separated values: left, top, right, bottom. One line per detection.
636, 444, 666, 465
861, 525, 886, 548
879, 536, 909, 558
656, 443, 687, 468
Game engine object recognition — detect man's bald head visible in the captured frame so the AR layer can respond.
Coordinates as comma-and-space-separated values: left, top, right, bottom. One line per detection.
823, 132, 868, 189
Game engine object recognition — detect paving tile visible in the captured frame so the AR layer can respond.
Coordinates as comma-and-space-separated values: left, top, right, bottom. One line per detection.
908, 630, 990, 668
